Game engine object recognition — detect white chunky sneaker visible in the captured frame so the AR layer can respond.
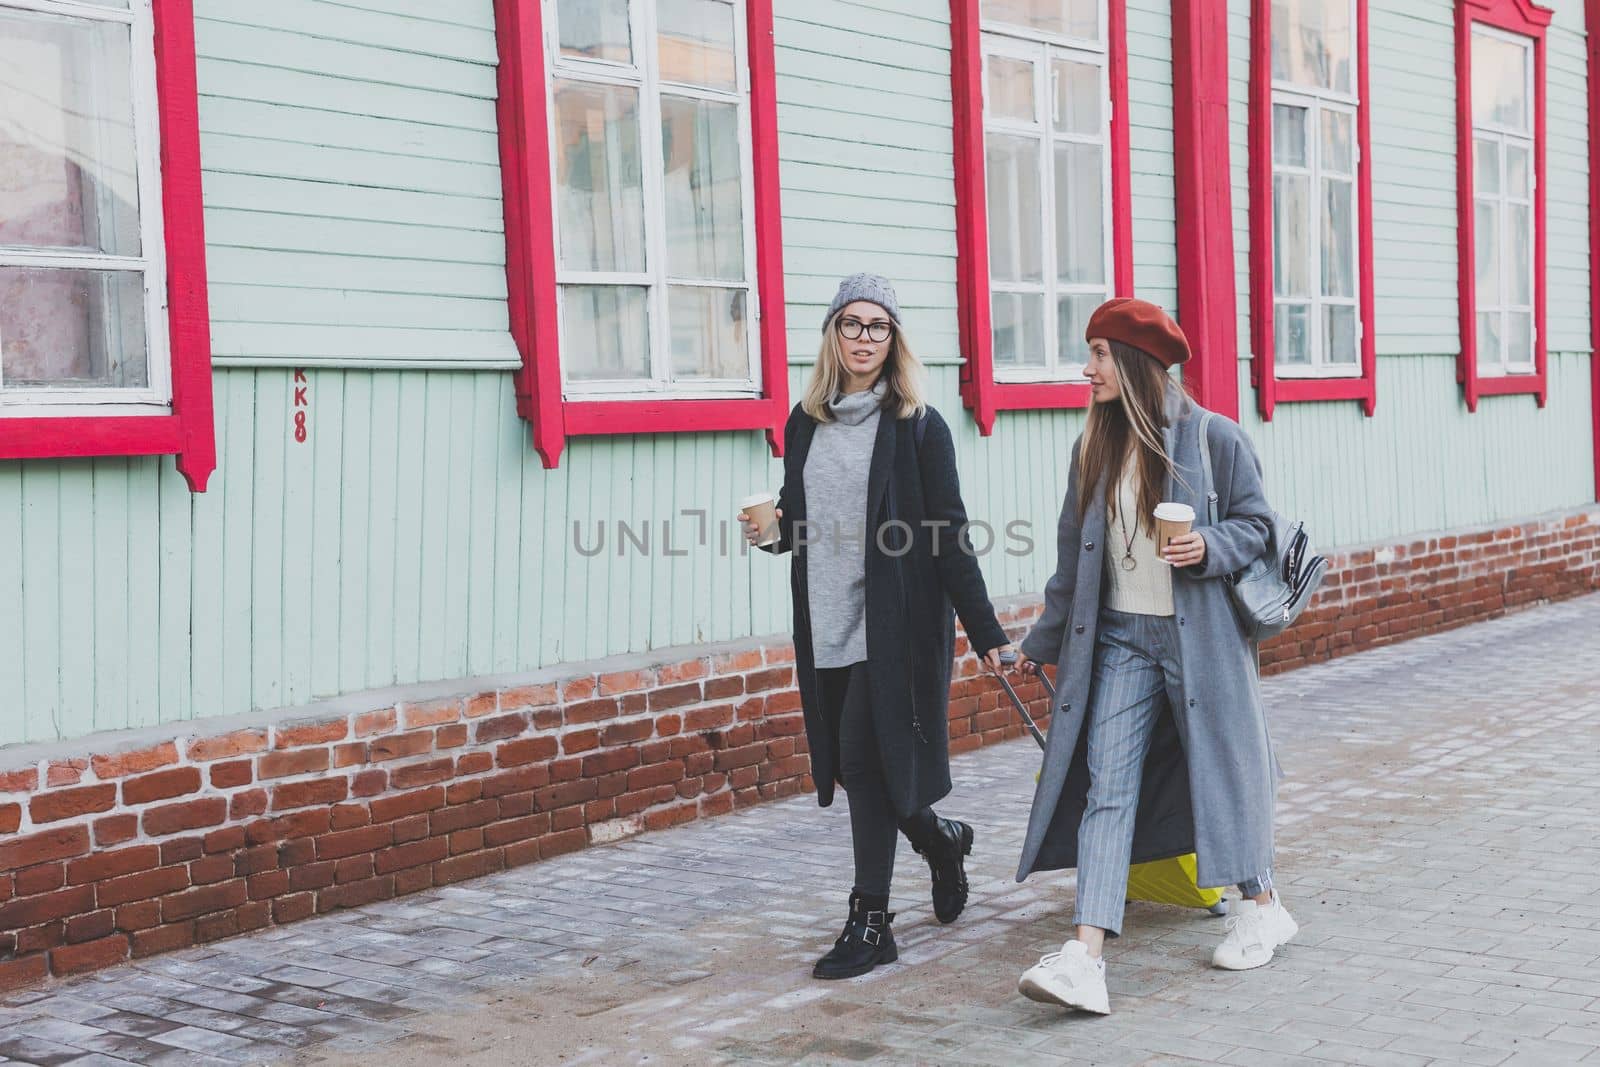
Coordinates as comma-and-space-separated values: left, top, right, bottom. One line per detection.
1212, 892, 1298, 970
1017, 939, 1111, 1014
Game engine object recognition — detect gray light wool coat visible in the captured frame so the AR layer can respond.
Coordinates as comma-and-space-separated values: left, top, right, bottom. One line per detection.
1015, 392, 1281, 889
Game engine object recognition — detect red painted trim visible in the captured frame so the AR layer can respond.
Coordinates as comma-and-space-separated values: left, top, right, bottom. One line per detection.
951, 0, 1133, 435
1248, 0, 1378, 421
494, 0, 788, 469
1455, 0, 1552, 413
1170, 0, 1240, 420
494, 0, 564, 468
745, 0, 790, 457
1589, 0, 1600, 501
564, 397, 785, 437
0, 0, 216, 491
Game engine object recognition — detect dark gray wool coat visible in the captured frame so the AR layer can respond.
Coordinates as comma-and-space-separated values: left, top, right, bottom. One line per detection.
1015, 392, 1281, 889
765, 401, 1009, 818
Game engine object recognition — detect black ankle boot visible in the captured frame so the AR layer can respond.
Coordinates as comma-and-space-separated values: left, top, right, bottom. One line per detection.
910, 816, 974, 924
813, 890, 897, 980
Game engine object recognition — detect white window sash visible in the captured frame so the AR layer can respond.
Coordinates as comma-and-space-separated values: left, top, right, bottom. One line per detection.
1270, 85, 1363, 380
545, 0, 762, 400
982, 14, 1113, 385
0, 0, 171, 412
1469, 25, 1536, 378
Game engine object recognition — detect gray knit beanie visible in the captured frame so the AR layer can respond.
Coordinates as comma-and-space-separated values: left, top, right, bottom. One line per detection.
823, 273, 901, 331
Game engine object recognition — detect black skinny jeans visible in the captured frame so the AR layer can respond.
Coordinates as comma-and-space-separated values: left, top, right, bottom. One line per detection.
817, 661, 942, 898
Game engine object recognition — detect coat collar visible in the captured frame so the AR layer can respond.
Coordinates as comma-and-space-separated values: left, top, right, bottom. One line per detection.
1161, 388, 1198, 499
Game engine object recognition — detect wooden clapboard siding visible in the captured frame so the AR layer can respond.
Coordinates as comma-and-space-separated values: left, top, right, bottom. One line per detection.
192, 0, 518, 369
1237, 352, 1595, 548
0, 0, 1594, 750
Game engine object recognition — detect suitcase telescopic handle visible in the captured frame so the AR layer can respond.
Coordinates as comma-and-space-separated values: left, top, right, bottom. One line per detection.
992, 648, 1048, 750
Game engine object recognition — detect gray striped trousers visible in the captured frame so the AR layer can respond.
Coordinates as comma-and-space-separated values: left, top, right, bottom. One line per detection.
1075, 609, 1272, 936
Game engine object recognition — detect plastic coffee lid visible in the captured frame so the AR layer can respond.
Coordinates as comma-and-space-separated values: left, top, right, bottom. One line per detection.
1153, 502, 1196, 521
739, 491, 776, 508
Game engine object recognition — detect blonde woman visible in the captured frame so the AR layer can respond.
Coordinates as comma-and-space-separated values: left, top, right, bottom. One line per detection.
740, 273, 1013, 979
1010, 298, 1292, 1015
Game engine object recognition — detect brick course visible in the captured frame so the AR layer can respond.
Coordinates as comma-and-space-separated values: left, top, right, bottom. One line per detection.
0, 507, 1595, 988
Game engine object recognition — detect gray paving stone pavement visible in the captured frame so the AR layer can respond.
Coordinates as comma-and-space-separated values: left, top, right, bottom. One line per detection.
4, 594, 1600, 1065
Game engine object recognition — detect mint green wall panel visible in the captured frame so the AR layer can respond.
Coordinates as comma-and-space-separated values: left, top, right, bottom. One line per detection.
1, 0, 1591, 752
1225, 0, 1594, 552
1238, 353, 1595, 547
192, 0, 518, 369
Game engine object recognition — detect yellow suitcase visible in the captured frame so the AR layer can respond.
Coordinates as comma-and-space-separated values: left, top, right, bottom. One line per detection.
993, 655, 1227, 916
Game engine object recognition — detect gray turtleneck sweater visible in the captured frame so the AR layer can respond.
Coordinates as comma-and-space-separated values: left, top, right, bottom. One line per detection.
803, 380, 885, 668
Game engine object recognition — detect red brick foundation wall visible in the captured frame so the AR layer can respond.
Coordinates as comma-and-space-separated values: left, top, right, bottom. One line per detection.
1, 507, 1596, 988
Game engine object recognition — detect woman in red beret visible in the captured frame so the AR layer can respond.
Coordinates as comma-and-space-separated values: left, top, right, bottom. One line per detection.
1007, 297, 1292, 1015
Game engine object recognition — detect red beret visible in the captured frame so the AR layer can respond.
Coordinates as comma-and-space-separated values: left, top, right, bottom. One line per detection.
1084, 297, 1191, 368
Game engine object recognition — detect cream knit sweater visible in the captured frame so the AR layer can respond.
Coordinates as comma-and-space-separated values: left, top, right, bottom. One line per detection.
1103, 461, 1175, 616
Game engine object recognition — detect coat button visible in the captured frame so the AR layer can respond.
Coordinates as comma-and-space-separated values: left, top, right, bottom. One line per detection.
1084, 541, 1094, 551
1187, 698, 1197, 708
1179, 617, 1186, 626
1074, 624, 1085, 634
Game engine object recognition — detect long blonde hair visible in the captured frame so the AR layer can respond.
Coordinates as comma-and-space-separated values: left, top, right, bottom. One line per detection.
801, 312, 928, 422
1077, 341, 1188, 530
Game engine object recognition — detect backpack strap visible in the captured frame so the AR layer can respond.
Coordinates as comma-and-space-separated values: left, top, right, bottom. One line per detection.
1197, 410, 1218, 527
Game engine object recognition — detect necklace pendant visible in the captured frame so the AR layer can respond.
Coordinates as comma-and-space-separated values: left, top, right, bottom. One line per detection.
1120, 554, 1137, 572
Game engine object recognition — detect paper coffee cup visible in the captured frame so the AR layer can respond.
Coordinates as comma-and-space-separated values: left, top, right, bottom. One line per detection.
739, 491, 780, 547
1153, 502, 1196, 560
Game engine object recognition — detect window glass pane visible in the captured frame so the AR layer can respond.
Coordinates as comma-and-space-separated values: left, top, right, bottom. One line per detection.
1320, 108, 1353, 175
0, 9, 140, 256
1476, 311, 1501, 369
981, 0, 1098, 40
558, 0, 632, 63
661, 96, 744, 281
985, 134, 1044, 283
1474, 137, 1501, 195
1472, 31, 1529, 132
1505, 310, 1532, 366
1275, 303, 1311, 365
1323, 304, 1358, 365
1508, 204, 1531, 306
554, 81, 646, 273
1321, 177, 1354, 298
1272, 104, 1308, 167
1505, 142, 1530, 199
669, 286, 748, 379
0, 267, 146, 389
562, 285, 650, 381
1273, 173, 1310, 297
1271, 0, 1353, 92
1475, 200, 1499, 304
1054, 142, 1105, 285
1057, 293, 1101, 369
987, 55, 1036, 122
991, 292, 1046, 368
1052, 57, 1101, 135
658, 0, 737, 91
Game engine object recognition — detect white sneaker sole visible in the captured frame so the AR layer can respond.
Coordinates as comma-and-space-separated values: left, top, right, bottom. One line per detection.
1212, 914, 1300, 971
1017, 970, 1111, 1015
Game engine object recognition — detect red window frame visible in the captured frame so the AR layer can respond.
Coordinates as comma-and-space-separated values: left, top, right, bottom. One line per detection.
495, 0, 788, 470
950, 0, 1134, 436
1588, 0, 1600, 502
1455, 0, 1551, 412
0, 0, 216, 492
1247, 0, 1377, 421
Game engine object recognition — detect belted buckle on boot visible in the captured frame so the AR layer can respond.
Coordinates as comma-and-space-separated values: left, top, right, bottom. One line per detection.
861, 926, 881, 946
865, 910, 886, 924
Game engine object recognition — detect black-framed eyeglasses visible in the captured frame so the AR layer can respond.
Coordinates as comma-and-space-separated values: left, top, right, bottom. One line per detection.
836, 316, 894, 343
